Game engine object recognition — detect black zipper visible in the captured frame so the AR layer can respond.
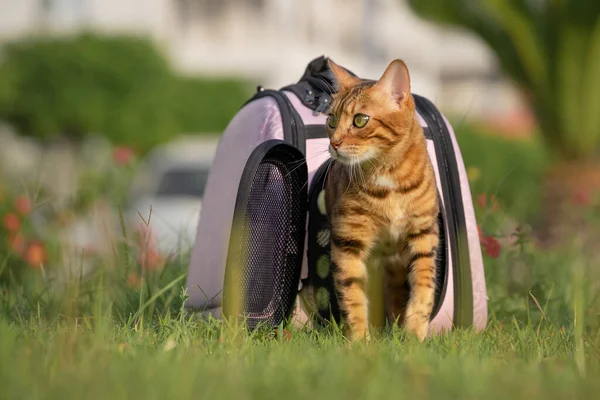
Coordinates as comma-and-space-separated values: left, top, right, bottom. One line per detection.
413, 95, 474, 329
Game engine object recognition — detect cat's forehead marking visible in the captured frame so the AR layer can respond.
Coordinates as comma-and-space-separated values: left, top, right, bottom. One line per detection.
332, 81, 375, 115
334, 88, 360, 114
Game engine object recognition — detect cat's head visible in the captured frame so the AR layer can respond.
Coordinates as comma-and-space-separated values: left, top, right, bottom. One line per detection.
325, 59, 417, 166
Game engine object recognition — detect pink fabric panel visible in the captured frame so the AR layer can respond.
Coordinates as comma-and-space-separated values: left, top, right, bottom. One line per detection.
285, 90, 330, 190
185, 97, 285, 309
443, 116, 488, 331
283, 91, 331, 281
283, 91, 330, 192
284, 91, 328, 125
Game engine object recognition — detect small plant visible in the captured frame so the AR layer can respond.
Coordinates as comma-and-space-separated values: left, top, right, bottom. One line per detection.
70, 145, 138, 213
0, 190, 49, 282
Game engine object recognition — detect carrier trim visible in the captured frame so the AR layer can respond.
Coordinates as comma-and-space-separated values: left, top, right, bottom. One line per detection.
305, 125, 328, 140
414, 95, 474, 328
246, 89, 307, 155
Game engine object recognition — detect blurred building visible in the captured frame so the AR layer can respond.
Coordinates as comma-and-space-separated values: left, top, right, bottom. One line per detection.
0, 0, 530, 129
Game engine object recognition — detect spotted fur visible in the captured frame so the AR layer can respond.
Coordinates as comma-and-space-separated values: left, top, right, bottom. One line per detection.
325, 59, 440, 342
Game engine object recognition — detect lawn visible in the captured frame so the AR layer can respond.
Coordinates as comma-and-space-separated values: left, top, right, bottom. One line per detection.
1, 125, 599, 400
0, 318, 598, 399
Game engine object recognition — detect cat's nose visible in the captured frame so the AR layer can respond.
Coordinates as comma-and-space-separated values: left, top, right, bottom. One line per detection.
330, 138, 343, 150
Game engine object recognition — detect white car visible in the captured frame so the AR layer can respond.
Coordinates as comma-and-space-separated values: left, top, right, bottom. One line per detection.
127, 136, 219, 257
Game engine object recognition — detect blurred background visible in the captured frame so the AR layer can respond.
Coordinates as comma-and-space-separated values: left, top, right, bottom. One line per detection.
0, 0, 599, 326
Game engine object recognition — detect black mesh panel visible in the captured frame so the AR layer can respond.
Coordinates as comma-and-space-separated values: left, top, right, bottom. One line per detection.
225, 142, 307, 330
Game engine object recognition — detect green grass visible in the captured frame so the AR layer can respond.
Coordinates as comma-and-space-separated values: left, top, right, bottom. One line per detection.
1, 125, 599, 399
0, 313, 598, 399
1, 236, 598, 400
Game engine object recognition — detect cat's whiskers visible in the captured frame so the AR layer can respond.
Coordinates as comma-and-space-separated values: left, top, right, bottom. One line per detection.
283, 149, 330, 178
366, 158, 378, 171
342, 162, 355, 197
297, 179, 309, 195
355, 156, 367, 186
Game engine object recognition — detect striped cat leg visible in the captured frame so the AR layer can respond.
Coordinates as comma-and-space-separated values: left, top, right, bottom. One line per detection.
330, 233, 375, 342
403, 227, 439, 341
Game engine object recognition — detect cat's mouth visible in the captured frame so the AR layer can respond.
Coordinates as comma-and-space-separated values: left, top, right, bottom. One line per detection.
329, 144, 375, 165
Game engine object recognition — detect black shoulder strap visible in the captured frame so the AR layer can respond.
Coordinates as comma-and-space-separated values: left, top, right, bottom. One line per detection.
413, 94, 473, 329
244, 88, 306, 155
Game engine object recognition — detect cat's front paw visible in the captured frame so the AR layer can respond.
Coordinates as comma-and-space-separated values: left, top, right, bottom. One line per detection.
403, 315, 429, 342
344, 325, 371, 343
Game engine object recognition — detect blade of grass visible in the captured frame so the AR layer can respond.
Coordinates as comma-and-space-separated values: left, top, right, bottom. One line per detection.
128, 273, 186, 328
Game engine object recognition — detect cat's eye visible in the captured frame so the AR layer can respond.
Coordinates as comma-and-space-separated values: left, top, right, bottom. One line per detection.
327, 114, 338, 129
353, 113, 370, 128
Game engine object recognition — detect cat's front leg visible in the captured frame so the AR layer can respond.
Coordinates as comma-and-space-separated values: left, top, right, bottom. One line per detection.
403, 226, 439, 341
330, 226, 377, 342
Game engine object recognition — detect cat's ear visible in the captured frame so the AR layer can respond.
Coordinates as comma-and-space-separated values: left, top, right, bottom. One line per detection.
375, 59, 410, 104
327, 58, 361, 91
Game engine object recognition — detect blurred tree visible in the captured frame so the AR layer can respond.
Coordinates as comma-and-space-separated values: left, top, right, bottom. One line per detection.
407, 0, 600, 162
171, 75, 253, 135
0, 34, 251, 152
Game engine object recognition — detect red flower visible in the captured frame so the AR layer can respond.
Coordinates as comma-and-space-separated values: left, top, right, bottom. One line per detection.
3, 213, 21, 232
477, 225, 501, 258
13, 196, 31, 215
24, 241, 47, 268
571, 188, 591, 206
476, 193, 499, 211
490, 195, 499, 211
481, 235, 501, 258
135, 224, 165, 271
476, 193, 487, 209
113, 146, 135, 166
138, 248, 164, 271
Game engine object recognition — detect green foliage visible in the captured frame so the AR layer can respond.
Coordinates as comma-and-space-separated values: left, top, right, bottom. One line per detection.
455, 122, 549, 223
171, 76, 253, 134
0, 34, 251, 152
408, 0, 600, 161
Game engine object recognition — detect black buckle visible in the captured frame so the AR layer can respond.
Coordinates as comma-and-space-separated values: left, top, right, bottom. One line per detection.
304, 89, 331, 116
313, 95, 331, 115
303, 89, 316, 105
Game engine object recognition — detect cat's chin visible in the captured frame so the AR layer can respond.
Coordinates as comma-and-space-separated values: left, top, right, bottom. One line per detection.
329, 148, 377, 166
333, 156, 361, 166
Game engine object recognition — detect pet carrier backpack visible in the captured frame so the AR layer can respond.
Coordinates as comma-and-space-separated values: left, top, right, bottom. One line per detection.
185, 56, 488, 335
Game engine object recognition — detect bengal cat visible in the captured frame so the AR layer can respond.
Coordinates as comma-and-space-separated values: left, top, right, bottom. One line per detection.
324, 59, 440, 342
